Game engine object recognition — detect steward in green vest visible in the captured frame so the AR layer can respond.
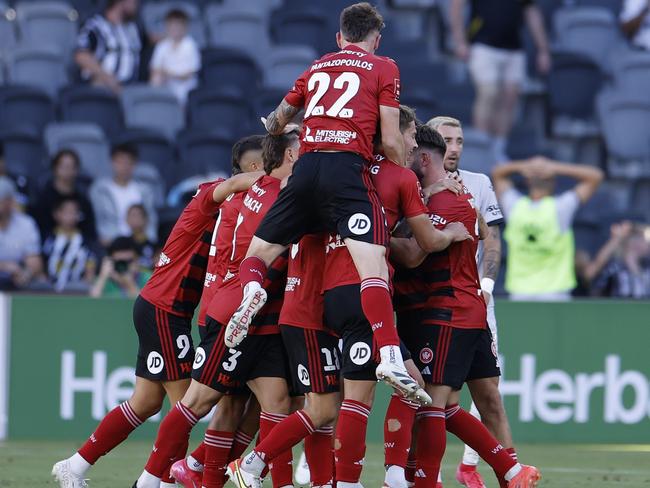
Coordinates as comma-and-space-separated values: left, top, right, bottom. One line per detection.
492, 157, 603, 300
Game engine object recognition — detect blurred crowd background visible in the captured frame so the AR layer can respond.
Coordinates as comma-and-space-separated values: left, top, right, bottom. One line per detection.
0, 0, 648, 299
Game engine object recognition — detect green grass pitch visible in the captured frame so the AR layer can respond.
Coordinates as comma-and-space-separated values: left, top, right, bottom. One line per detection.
2, 439, 650, 487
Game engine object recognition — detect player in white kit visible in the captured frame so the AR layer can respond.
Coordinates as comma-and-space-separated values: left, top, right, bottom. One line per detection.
427, 116, 516, 488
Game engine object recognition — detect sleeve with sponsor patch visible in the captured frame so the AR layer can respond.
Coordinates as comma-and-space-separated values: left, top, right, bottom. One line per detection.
478, 174, 503, 225
284, 67, 309, 108
399, 168, 428, 219
377, 57, 401, 108
140, 179, 224, 318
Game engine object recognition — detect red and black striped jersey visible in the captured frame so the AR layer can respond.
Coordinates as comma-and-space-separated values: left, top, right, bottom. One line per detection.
141, 179, 224, 318
206, 175, 287, 335
393, 189, 487, 329
197, 191, 245, 326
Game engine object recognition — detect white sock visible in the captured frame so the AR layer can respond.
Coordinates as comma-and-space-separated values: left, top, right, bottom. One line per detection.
136, 470, 160, 488
380, 344, 404, 367
187, 454, 203, 472
68, 453, 91, 476
337, 482, 363, 488
160, 483, 176, 487
242, 450, 266, 477
438, 470, 443, 482
384, 465, 407, 488
504, 463, 522, 481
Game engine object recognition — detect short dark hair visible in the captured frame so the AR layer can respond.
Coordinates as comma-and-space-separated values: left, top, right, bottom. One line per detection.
340, 2, 384, 43
51, 149, 81, 170
127, 203, 148, 218
232, 135, 264, 175
399, 104, 417, 133
111, 143, 138, 160
262, 131, 299, 175
53, 197, 80, 213
415, 124, 446, 157
107, 236, 138, 256
165, 8, 188, 22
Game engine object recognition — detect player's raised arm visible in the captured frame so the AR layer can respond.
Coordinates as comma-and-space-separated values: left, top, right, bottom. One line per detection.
407, 214, 473, 253
379, 105, 406, 166
265, 99, 302, 136
212, 171, 265, 203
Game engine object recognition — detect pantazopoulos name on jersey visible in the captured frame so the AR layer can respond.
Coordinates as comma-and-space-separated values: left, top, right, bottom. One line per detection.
311, 58, 374, 72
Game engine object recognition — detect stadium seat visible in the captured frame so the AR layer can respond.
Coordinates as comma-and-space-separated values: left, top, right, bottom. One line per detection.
252, 88, 288, 121
611, 51, 650, 99
575, 0, 623, 17
270, 9, 332, 54
115, 128, 176, 188
0, 125, 45, 182
263, 45, 318, 90
547, 49, 604, 137
59, 85, 124, 141
597, 92, 650, 178
44, 122, 111, 178
0, 84, 55, 133
399, 90, 440, 125
177, 129, 234, 180
187, 88, 253, 135
205, 6, 270, 62
15, 1, 78, 55
456, 128, 496, 174
554, 7, 624, 69
220, 0, 282, 11
141, 0, 206, 48
7, 45, 67, 97
434, 80, 475, 126
0, 5, 17, 58
630, 179, 650, 222
400, 60, 448, 94
134, 162, 166, 208
121, 84, 184, 141
199, 47, 261, 96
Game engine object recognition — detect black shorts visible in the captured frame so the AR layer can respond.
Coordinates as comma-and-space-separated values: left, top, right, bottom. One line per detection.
192, 317, 288, 393
466, 327, 501, 382
255, 152, 388, 247
398, 310, 497, 390
280, 325, 341, 395
133, 296, 194, 381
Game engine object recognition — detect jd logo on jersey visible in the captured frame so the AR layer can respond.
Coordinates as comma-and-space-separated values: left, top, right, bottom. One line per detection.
350, 342, 371, 365
147, 351, 164, 374
348, 213, 371, 235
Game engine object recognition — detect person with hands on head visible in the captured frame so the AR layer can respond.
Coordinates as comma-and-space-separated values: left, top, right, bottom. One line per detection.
620, 0, 650, 51
493, 156, 603, 301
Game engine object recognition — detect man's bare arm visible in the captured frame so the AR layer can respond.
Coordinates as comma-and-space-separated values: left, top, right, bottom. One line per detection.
265, 99, 302, 136
482, 225, 501, 281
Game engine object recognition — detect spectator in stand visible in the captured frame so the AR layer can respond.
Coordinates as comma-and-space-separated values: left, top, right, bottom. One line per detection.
0, 177, 44, 290
75, 0, 144, 93
0, 142, 31, 208
450, 0, 551, 160
90, 143, 157, 247
32, 149, 96, 241
578, 221, 650, 298
493, 157, 603, 301
90, 236, 150, 298
126, 203, 157, 270
42, 198, 98, 293
149, 8, 200, 105
621, 0, 650, 50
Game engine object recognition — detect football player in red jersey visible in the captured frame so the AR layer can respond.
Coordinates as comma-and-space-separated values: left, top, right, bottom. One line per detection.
133, 132, 298, 488
226, 232, 339, 488
52, 171, 263, 488
391, 125, 541, 488
171, 135, 265, 488
226, 2, 428, 404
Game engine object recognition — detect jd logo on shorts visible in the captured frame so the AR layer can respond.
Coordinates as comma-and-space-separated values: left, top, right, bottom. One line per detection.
348, 213, 371, 235
193, 347, 206, 369
298, 364, 310, 386
147, 351, 164, 374
350, 342, 371, 365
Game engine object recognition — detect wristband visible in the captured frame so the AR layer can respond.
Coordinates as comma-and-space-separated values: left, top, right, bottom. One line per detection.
480, 277, 495, 295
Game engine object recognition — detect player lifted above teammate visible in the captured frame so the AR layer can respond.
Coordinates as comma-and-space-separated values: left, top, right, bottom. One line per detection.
224, 2, 429, 404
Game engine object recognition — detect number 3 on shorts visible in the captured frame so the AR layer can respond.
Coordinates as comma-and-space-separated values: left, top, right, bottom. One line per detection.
222, 348, 242, 372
